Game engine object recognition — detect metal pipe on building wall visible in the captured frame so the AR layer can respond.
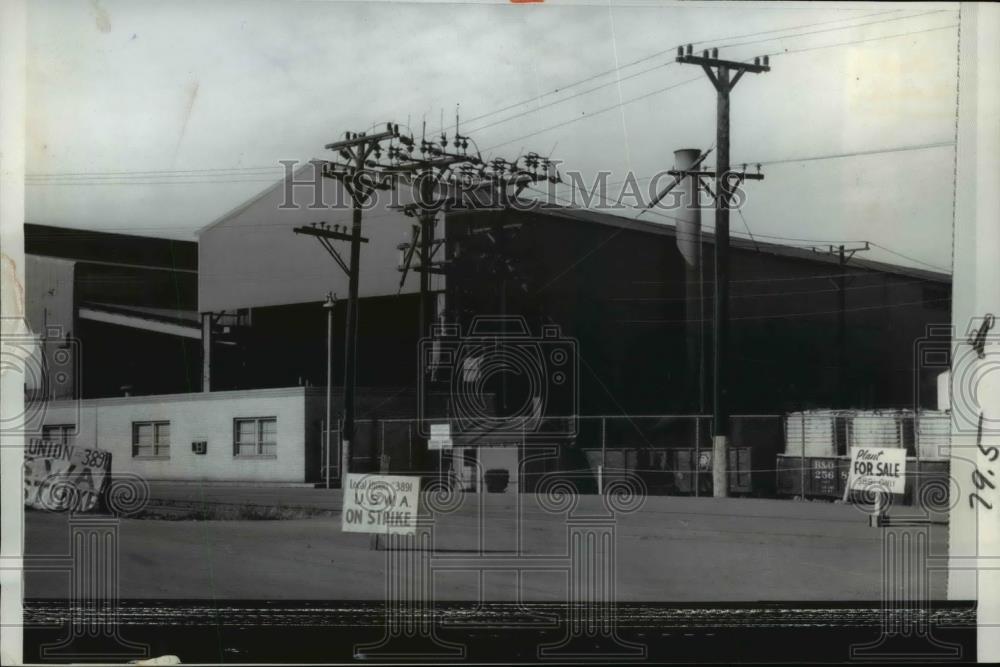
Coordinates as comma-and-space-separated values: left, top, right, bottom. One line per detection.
673, 148, 704, 412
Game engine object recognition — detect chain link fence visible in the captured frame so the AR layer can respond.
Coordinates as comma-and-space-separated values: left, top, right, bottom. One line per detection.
320, 414, 795, 498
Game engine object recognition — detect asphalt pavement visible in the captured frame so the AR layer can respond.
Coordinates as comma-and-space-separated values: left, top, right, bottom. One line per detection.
24, 490, 949, 601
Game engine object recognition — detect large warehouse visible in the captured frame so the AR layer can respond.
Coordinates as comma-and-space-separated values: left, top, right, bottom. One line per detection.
194, 162, 950, 410
27, 161, 952, 488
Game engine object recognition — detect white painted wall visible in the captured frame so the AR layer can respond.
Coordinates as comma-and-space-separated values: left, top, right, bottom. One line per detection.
40, 387, 314, 483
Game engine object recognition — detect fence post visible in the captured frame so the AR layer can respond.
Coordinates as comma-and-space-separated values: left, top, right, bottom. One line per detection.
323, 419, 330, 489
913, 412, 921, 506
800, 411, 807, 499
339, 416, 346, 485
601, 417, 606, 496
694, 416, 700, 498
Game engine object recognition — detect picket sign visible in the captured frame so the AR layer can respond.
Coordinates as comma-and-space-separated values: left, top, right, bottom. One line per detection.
24, 439, 112, 513
341, 473, 419, 536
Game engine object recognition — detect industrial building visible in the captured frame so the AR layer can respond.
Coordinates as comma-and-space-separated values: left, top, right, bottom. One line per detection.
25, 223, 200, 399
26, 161, 952, 488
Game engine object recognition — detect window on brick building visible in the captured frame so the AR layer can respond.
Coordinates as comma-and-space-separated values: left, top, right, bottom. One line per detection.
132, 421, 170, 458
233, 417, 277, 458
42, 424, 76, 447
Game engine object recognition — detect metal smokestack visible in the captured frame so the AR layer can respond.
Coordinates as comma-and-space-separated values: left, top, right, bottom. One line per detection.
673, 148, 704, 412
673, 149, 702, 269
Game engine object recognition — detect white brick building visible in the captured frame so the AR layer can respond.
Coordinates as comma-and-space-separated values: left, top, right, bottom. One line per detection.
40, 387, 328, 483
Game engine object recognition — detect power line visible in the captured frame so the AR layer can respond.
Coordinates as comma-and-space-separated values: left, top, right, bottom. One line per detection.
634, 269, 942, 285
761, 22, 958, 59
622, 297, 951, 325
867, 241, 950, 273
464, 60, 676, 136
27, 166, 287, 178
446, 7, 910, 133
484, 22, 958, 152
747, 140, 955, 167
465, 11, 941, 139
27, 137, 956, 189
716, 9, 950, 52
525, 184, 860, 246
27, 14, 953, 183
525, 184, 950, 276
614, 277, 937, 303
736, 208, 759, 251
27, 178, 284, 186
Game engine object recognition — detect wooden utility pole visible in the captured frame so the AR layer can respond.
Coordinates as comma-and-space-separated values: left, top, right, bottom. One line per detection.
676, 45, 770, 497
393, 124, 560, 433
324, 292, 337, 488
294, 123, 405, 483
294, 221, 371, 483
812, 242, 870, 407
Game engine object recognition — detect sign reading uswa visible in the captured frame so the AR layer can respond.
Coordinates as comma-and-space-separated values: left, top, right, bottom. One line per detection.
341, 473, 419, 535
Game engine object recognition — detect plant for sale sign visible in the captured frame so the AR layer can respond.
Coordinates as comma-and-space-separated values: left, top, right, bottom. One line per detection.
847, 446, 907, 495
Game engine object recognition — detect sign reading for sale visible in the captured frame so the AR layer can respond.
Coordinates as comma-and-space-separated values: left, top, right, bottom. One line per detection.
847, 446, 907, 495
341, 473, 419, 535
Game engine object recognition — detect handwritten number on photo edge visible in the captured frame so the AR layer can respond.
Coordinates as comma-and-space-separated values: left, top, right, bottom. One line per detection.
969, 494, 992, 511
969, 412, 997, 510
978, 440, 999, 463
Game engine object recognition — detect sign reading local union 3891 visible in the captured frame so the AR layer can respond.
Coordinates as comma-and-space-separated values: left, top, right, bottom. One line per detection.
24, 439, 112, 512
341, 473, 419, 535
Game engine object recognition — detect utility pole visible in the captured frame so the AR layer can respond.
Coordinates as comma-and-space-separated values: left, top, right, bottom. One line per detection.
392, 115, 482, 438
324, 292, 337, 488
394, 119, 560, 430
294, 221, 370, 484
294, 122, 410, 484
812, 242, 870, 407
676, 44, 770, 498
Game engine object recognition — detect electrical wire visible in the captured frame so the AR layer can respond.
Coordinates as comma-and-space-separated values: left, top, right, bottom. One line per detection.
27, 9, 942, 184
867, 242, 951, 273
443, 7, 914, 133
613, 277, 939, 303
463, 11, 948, 139
522, 184, 949, 276
483, 22, 958, 153
622, 297, 951, 324
747, 141, 955, 167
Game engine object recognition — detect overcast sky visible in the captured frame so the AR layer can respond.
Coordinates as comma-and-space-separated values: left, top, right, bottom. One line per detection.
25, 0, 960, 273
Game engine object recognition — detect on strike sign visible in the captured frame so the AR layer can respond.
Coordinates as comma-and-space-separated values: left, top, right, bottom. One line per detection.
341, 473, 419, 535
847, 446, 907, 495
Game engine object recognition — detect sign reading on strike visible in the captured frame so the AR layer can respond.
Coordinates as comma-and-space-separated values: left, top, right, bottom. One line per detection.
847, 446, 907, 495
341, 473, 419, 535
428, 423, 452, 450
